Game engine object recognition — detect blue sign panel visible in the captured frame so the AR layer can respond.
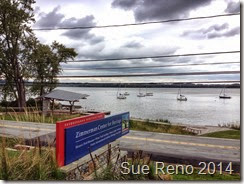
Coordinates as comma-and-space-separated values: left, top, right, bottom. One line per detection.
65, 112, 130, 165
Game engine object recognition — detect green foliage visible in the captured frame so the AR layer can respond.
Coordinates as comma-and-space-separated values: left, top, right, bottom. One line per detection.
155, 118, 171, 123
0, 100, 18, 107
129, 120, 195, 135
26, 98, 38, 107
0, 0, 37, 107
30, 42, 77, 96
0, 0, 78, 107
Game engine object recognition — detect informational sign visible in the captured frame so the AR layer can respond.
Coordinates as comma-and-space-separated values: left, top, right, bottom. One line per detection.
56, 113, 105, 166
65, 112, 130, 165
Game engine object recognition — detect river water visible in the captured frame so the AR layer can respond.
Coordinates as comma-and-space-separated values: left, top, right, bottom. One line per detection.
57, 87, 240, 126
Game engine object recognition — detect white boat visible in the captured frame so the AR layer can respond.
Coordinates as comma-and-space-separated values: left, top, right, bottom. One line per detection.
117, 93, 126, 99
137, 92, 146, 97
137, 89, 145, 97
123, 84, 130, 96
117, 83, 126, 99
177, 88, 187, 101
219, 88, 231, 99
124, 91, 130, 96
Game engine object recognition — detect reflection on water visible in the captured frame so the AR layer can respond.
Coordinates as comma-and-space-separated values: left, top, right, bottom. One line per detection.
57, 87, 240, 126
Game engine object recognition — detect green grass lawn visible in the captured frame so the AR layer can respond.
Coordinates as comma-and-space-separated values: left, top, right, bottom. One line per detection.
201, 130, 240, 139
129, 120, 195, 135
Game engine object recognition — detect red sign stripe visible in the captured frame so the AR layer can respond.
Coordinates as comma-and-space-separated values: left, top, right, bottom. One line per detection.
56, 113, 105, 166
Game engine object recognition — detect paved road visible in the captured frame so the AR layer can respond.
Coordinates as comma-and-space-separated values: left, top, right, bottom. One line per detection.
119, 130, 240, 172
0, 120, 55, 145
0, 120, 240, 171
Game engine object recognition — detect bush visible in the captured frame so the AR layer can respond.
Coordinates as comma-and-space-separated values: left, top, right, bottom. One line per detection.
26, 98, 37, 107
0, 100, 18, 107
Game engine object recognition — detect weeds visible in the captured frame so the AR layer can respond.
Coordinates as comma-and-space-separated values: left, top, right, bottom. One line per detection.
95, 150, 163, 181
0, 137, 65, 180
155, 119, 171, 123
0, 107, 80, 124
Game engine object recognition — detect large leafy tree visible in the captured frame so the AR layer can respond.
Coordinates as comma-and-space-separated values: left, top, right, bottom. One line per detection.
31, 41, 77, 96
0, 0, 36, 108
0, 0, 77, 108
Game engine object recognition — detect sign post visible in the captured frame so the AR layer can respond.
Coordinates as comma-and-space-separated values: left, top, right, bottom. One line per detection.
65, 112, 129, 165
56, 113, 105, 166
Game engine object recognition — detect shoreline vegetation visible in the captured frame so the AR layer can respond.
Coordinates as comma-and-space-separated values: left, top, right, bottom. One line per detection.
0, 81, 240, 88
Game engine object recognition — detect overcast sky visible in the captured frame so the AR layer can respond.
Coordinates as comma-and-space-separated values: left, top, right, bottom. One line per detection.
33, 0, 240, 83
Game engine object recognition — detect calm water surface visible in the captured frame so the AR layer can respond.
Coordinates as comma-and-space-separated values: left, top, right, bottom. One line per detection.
58, 87, 240, 126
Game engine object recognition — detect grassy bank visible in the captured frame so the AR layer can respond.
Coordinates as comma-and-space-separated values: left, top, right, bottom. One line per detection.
201, 130, 240, 140
129, 120, 195, 135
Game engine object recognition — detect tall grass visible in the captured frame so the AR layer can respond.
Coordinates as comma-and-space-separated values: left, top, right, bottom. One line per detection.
0, 107, 80, 124
0, 137, 65, 180
0, 107, 72, 180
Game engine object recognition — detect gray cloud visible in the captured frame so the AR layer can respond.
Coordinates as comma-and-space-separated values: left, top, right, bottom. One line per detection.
203, 23, 229, 33
60, 15, 95, 40
182, 23, 239, 39
225, 1, 240, 13
35, 6, 64, 27
182, 23, 229, 38
207, 27, 240, 39
122, 41, 143, 48
35, 7, 104, 44
34, 6, 41, 14
60, 45, 180, 75
182, 23, 229, 37
76, 44, 178, 61
111, 0, 212, 22
112, 0, 139, 10
89, 36, 105, 45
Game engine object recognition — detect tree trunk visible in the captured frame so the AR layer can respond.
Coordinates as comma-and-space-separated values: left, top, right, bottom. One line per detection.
15, 77, 26, 110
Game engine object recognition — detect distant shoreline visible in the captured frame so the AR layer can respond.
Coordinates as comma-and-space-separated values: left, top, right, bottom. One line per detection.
0, 82, 240, 88
56, 83, 240, 88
